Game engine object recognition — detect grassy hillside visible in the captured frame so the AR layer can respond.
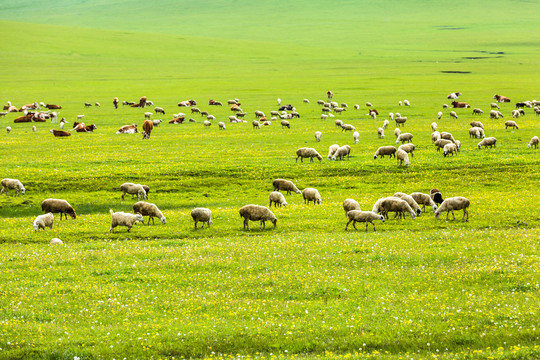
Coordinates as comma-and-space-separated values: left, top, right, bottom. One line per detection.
0, 1, 539, 359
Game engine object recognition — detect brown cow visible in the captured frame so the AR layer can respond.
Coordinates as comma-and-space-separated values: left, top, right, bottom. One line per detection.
493, 94, 511, 102
45, 104, 62, 109
178, 99, 197, 107
130, 96, 147, 108
76, 124, 97, 132
116, 124, 138, 134
451, 101, 470, 108
169, 117, 185, 124
13, 114, 33, 123
113, 97, 119, 109
50, 129, 71, 137
142, 120, 153, 139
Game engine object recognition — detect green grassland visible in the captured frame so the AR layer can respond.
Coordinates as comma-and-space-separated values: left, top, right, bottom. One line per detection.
0, 1, 539, 359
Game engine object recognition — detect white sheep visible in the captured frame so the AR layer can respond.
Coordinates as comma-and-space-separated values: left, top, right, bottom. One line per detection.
434, 196, 470, 221
528, 136, 539, 149
191, 208, 213, 229
382, 119, 389, 129
327, 144, 340, 160
203, 120, 212, 127
437, 112, 443, 120
396, 149, 410, 167
304, 99, 310, 103
409, 192, 437, 212
269, 191, 288, 207
296, 148, 323, 162
314, 131, 322, 142
353, 131, 359, 144
218, 122, 226, 130
110, 209, 143, 232
1, 178, 26, 196
377, 127, 385, 138
33, 213, 54, 231
472, 108, 483, 115
440, 132, 456, 143
389, 112, 394, 120
449, 111, 458, 119
354, 104, 360, 110
120, 183, 148, 201
470, 121, 484, 129
335, 119, 343, 127
394, 128, 401, 138
206, 115, 216, 121
332, 145, 351, 161
341, 124, 355, 132
144, 112, 153, 119
434, 139, 453, 152
272, 179, 301, 194
345, 210, 385, 231
373, 146, 397, 159
281, 120, 290, 128
398, 143, 415, 157
403, 99, 410, 106
239, 204, 277, 231
343, 198, 361, 217
50, 238, 63, 245
152, 119, 163, 127
252, 120, 261, 129
431, 122, 437, 131
396, 132, 413, 144
504, 120, 519, 129
490, 110, 503, 119
478, 137, 497, 149
302, 188, 322, 205
469, 127, 483, 139
372, 197, 416, 220
443, 143, 458, 157
6, 126, 11, 134
395, 116, 407, 127
432, 131, 441, 143
366, 102, 373, 107
133, 201, 166, 225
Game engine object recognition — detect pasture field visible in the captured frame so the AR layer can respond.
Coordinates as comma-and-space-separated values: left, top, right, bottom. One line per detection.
0, 1, 539, 359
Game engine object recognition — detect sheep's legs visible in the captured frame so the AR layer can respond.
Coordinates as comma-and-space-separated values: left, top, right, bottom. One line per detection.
345, 219, 353, 230
462, 209, 469, 222
244, 219, 249, 231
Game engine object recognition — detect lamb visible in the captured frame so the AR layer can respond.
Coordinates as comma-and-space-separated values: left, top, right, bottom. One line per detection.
120, 183, 148, 200
477, 137, 497, 149
252, 120, 260, 129
396, 149, 410, 167
191, 107, 201, 114
430, 189, 444, 205
327, 144, 340, 160
343, 198, 361, 217
403, 99, 410, 106
504, 120, 519, 129
41, 199, 76, 220
377, 128, 385, 138
32, 126, 36, 132
110, 209, 143, 232
302, 188, 322, 205
296, 147, 323, 162
133, 201, 166, 225
442, 104, 448, 109
528, 136, 539, 149
353, 131, 360, 144
470, 121, 484, 129
432, 131, 441, 143
218, 122, 226, 130
152, 119, 163, 127
1, 178, 26, 196
314, 131, 322, 142
206, 115, 216, 121
431, 122, 437, 131
304, 99, 310, 103
434, 196, 470, 222
396, 132, 413, 144
389, 112, 394, 120
33, 213, 54, 231
334, 107, 346, 114
409, 192, 437, 212
332, 145, 351, 160
281, 120, 290, 129
317, 100, 325, 105
272, 179, 301, 195
469, 127, 484, 139
6, 126, 11, 134
449, 111, 458, 119
434, 139, 452, 152
382, 119, 389, 129
269, 191, 288, 207
437, 111, 443, 120
373, 146, 397, 159
472, 108, 483, 115
372, 197, 416, 220
398, 143, 415, 157
239, 204, 277, 230
443, 143, 458, 157
440, 132, 456, 143
191, 208, 213, 229
345, 210, 385, 231
341, 124, 355, 132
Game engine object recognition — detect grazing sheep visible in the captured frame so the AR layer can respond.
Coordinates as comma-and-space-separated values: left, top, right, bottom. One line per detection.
395, 117, 407, 127
443, 143, 458, 157
373, 146, 397, 159
6, 126, 11, 134
332, 145, 351, 160
325, 144, 339, 160
191, 107, 201, 114
1, 178, 25, 196
110, 209, 143, 232
432, 131, 441, 143
394, 128, 401, 138
490, 110, 503, 119
434, 139, 452, 152
320, 114, 328, 120
440, 132, 456, 143
252, 120, 260, 129
206, 115, 216, 121
133, 201, 166, 225
470, 120, 484, 129
154, 107, 165, 115
33, 213, 54, 231
302, 188, 322, 205
403, 100, 410, 106
152, 119, 163, 127
469, 127, 482, 139
455, 140, 461, 151
528, 136, 539, 149
410, 192, 437, 212
490, 103, 500, 109
120, 183, 148, 201
269, 191, 288, 207
255, 110, 265, 118
393, 192, 422, 216
317, 100, 325, 105
346, 210, 385, 231
396, 132, 413, 144
435, 197, 470, 221
334, 107, 346, 114
144, 112, 153, 119
382, 119, 389, 129
343, 198, 361, 217
281, 120, 290, 129
477, 137, 497, 149
366, 102, 373, 107
449, 111, 458, 119
431, 122, 437, 131
304, 99, 310, 103
272, 179, 301, 195
239, 204, 277, 231
353, 131, 360, 144
191, 208, 213, 229
504, 120, 519, 129
377, 128, 385, 138
296, 147, 323, 162
341, 124, 355, 132
472, 108, 483, 115
203, 120, 212, 127
396, 149, 410, 167
372, 197, 416, 220
437, 111, 443, 120
430, 189, 444, 205
218, 121, 226, 130
41, 199, 76, 220
354, 104, 360, 110
442, 104, 448, 109
315, 131, 322, 142
50, 238, 63, 245
335, 119, 343, 127
398, 143, 415, 157
32, 126, 36, 132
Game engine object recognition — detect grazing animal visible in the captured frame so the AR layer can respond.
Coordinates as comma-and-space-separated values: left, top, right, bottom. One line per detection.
133, 201, 166, 225
528, 136, 539, 149
472, 108, 483, 115
434, 197, 470, 222
374, 146, 397, 159
343, 199, 361, 217
120, 183, 148, 200
110, 209, 143, 232
302, 188, 322, 205
45, 104, 62, 109
33, 213, 54, 231
346, 210, 385, 231
410, 192, 437, 212
296, 147, 323, 162
178, 99, 197, 107
1, 179, 25, 196
504, 120, 519, 129
239, 205, 277, 231
113, 97, 119, 109
272, 179, 301, 195
41, 199, 76, 219
269, 191, 288, 207
142, 120, 154, 139
478, 137, 497, 149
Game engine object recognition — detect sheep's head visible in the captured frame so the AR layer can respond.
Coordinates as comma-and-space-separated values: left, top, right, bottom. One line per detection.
432, 205, 438, 212
317, 154, 323, 162
20, 187, 26, 195
317, 198, 322, 205
271, 218, 277, 227
373, 154, 378, 159
379, 215, 385, 222
416, 209, 422, 216
69, 210, 77, 219
33, 222, 39, 231
135, 213, 144, 222
160, 216, 167, 225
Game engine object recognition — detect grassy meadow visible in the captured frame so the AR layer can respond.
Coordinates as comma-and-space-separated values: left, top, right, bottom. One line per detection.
0, 1, 539, 359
